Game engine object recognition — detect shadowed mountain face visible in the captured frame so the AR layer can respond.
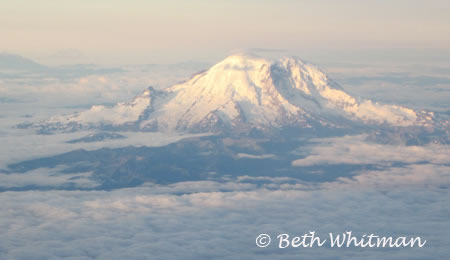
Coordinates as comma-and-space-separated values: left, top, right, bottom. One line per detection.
7, 54, 449, 192
7, 135, 385, 191
27, 54, 447, 140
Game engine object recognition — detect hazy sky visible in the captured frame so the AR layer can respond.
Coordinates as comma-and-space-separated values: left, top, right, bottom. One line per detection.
1, 0, 449, 64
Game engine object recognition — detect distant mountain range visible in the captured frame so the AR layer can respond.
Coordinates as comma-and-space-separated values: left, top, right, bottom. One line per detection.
0, 53, 47, 71
24, 53, 448, 142
0, 52, 124, 78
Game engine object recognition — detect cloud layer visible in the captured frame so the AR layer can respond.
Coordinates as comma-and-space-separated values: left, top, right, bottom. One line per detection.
1, 55, 449, 259
292, 135, 450, 166
1, 181, 448, 259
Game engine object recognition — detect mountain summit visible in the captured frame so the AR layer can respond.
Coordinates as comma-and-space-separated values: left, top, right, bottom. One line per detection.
32, 54, 443, 135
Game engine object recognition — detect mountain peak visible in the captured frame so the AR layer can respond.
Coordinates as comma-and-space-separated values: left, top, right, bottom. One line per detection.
215, 53, 269, 68
29, 54, 444, 135
212, 53, 310, 74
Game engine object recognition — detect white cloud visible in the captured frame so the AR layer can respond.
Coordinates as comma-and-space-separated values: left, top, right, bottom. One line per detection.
0, 128, 203, 169
323, 164, 450, 190
0, 183, 448, 259
236, 153, 275, 159
292, 135, 450, 167
0, 62, 207, 109
0, 167, 97, 189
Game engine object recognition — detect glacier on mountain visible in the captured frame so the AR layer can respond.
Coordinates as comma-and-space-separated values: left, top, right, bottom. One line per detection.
30, 54, 444, 135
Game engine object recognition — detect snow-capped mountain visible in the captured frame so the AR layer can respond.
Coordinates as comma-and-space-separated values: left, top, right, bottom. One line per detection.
30, 54, 446, 135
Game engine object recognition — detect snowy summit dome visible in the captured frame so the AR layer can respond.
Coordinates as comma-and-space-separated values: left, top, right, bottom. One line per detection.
34, 53, 433, 134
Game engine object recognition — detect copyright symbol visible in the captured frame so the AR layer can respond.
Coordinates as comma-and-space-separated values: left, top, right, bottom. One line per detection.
256, 234, 271, 247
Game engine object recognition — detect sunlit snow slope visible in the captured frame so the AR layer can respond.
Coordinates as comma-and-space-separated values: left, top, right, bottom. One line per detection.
33, 54, 441, 134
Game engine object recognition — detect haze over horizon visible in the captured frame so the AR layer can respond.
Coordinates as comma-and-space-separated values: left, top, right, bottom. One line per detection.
1, 0, 450, 65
